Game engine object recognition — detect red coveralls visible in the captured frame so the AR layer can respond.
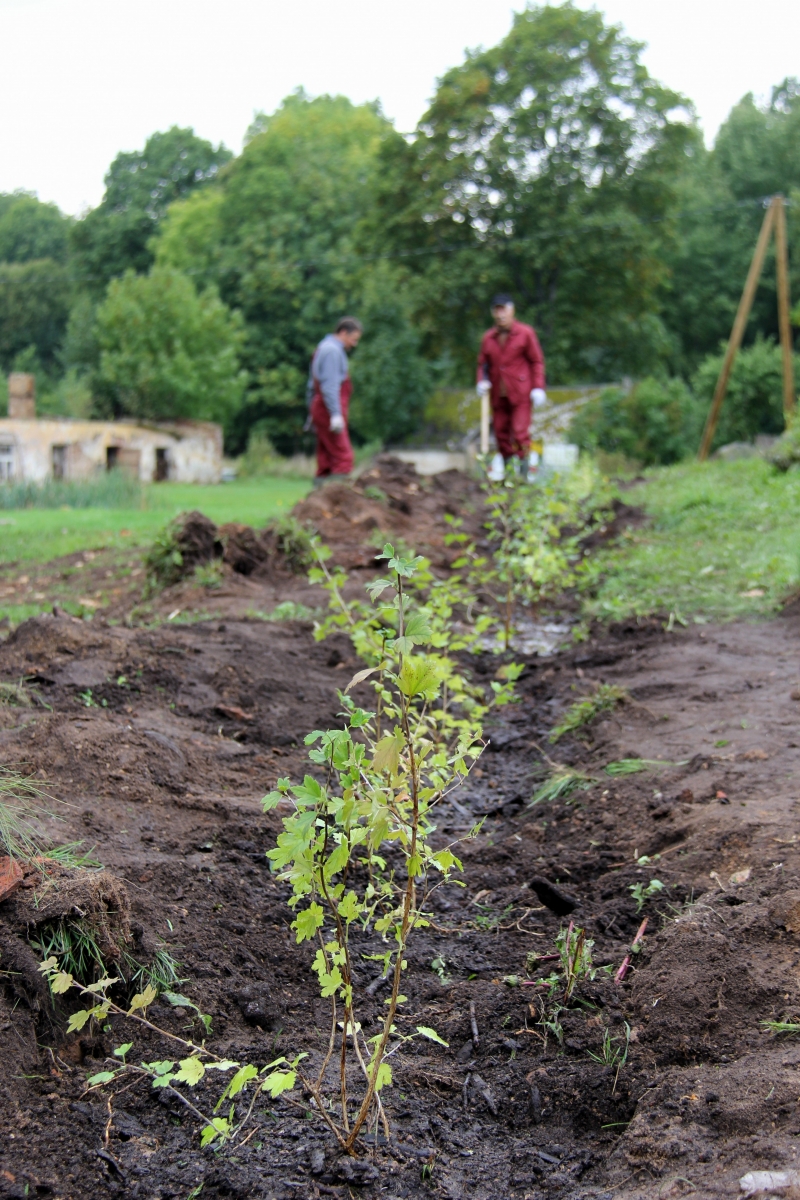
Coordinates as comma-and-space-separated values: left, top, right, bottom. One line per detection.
477, 321, 546, 459
311, 377, 354, 477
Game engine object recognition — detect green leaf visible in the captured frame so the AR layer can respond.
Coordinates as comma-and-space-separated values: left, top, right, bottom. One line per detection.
200, 1116, 231, 1147
404, 611, 433, 646
205, 1060, 240, 1071
174, 1056, 205, 1086
337, 890, 361, 922
84, 977, 119, 993
86, 1070, 117, 1086
398, 656, 441, 699
372, 729, 404, 774
128, 984, 157, 1014
261, 1068, 297, 1098
66, 1009, 92, 1033
261, 790, 282, 811
113, 1043, 133, 1059
162, 991, 196, 1010
372, 1060, 392, 1091
51, 971, 74, 995
416, 1025, 449, 1047
226, 1064, 258, 1098
145, 1059, 175, 1075
293, 902, 324, 944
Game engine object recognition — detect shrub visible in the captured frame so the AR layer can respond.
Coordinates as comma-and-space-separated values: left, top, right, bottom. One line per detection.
692, 335, 799, 449
569, 376, 700, 465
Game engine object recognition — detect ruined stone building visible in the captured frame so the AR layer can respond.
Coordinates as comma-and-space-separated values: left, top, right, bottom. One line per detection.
0, 375, 223, 484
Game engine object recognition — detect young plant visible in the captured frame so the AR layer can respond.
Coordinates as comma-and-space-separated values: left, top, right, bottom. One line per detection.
549, 683, 628, 744
629, 879, 664, 913
531, 767, 594, 805
264, 543, 484, 1152
587, 1021, 631, 1091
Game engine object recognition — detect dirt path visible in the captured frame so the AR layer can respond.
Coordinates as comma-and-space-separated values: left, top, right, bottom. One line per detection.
1, 573, 800, 1197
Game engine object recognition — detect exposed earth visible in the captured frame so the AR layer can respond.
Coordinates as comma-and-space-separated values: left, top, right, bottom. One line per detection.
2, 459, 800, 1200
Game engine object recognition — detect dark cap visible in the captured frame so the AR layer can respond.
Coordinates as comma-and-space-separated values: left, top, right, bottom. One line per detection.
491, 293, 514, 308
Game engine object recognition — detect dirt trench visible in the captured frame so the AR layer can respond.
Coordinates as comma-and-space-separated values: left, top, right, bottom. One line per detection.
2, 485, 800, 1199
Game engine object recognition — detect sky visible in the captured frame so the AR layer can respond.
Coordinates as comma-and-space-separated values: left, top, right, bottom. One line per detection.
1, 0, 798, 216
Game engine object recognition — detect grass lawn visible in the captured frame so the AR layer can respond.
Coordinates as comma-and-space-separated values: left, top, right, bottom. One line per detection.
0, 477, 312, 566
588, 457, 800, 623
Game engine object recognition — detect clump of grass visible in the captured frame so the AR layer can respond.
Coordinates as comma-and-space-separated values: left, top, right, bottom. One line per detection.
0, 472, 143, 511
0, 680, 33, 707
0, 768, 54, 859
605, 758, 666, 776
270, 514, 316, 573
531, 768, 594, 805
42, 841, 102, 869
549, 683, 628, 744
762, 1020, 800, 1035
193, 559, 224, 589
31, 916, 183, 992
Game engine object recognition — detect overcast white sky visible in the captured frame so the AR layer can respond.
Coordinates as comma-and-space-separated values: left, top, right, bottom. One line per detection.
1, 0, 798, 215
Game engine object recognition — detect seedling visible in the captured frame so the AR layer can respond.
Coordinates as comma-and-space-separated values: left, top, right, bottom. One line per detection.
531, 767, 594, 805
587, 1021, 631, 1091
264, 543, 481, 1152
762, 1020, 800, 1035
549, 684, 627, 744
629, 879, 664, 913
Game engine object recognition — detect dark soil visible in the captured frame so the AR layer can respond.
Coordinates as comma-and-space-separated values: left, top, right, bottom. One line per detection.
2, 466, 800, 1200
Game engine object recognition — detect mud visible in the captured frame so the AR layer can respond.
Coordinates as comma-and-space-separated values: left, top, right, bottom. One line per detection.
1, 468, 800, 1199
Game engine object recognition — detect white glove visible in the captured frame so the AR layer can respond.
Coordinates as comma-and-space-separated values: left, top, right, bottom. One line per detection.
329, 413, 345, 433
477, 379, 491, 397
531, 388, 547, 408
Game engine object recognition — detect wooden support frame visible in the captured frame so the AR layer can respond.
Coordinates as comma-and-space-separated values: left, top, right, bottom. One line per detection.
698, 195, 795, 461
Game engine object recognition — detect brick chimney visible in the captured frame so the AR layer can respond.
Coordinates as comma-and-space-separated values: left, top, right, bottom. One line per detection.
8, 373, 35, 419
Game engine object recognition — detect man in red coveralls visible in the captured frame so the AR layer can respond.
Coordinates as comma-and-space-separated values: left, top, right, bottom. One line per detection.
477, 294, 546, 480
307, 317, 362, 482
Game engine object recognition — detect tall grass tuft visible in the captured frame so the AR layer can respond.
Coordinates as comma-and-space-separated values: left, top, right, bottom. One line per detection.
0, 471, 144, 510
0, 767, 55, 859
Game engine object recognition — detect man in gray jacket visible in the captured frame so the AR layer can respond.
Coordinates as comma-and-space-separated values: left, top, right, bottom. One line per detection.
307, 317, 362, 479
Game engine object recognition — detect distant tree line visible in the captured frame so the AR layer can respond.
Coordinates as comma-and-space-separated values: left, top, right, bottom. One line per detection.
1, 2, 799, 458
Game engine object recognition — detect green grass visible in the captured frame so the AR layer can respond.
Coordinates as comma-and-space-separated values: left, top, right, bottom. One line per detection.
587, 458, 800, 622
0, 477, 312, 565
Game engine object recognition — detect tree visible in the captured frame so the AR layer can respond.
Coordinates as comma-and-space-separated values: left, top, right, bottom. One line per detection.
372, 2, 696, 383
72, 127, 231, 295
156, 92, 395, 452
0, 193, 71, 264
0, 259, 70, 371
92, 266, 246, 429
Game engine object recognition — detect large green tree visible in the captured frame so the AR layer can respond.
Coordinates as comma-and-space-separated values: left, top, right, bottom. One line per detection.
0, 192, 71, 264
92, 265, 246, 426
156, 92, 417, 451
371, 2, 696, 384
71, 126, 231, 296
0, 259, 70, 371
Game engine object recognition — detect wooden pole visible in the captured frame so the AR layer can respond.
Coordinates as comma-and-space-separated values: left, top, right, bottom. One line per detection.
774, 194, 795, 427
480, 392, 490, 455
698, 198, 777, 461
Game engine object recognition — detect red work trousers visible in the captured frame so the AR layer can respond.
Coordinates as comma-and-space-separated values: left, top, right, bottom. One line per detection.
311, 382, 354, 477
491, 392, 531, 459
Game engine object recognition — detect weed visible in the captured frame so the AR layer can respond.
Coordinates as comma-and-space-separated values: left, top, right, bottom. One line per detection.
0, 768, 55, 860
587, 1021, 631, 1091
531, 768, 594, 805
43, 841, 102, 869
605, 758, 669, 776
473, 902, 514, 931
629, 879, 664, 913
762, 1020, 800, 1035
549, 684, 627, 744
431, 956, 451, 986
362, 485, 388, 504
557, 922, 599, 1002
270, 515, 316, 573
193, 560, 224, 589
78, 689, 106, 708
31, 916, 182, 992
0, 680, 33, 707
246, 601, 319, 622
0, 472, 143, 511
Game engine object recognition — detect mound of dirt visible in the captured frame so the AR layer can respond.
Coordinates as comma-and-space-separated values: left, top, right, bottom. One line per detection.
11, 862, 132, 963
170, 510, 222, 574
219, 522, 270, 575
291, 454, 486, 569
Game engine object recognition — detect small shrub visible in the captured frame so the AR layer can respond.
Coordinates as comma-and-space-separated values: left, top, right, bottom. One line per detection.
569, 377, 700, 466
144, 511, 220, 588
692, 335, 798, 448
269, 514, 316, 573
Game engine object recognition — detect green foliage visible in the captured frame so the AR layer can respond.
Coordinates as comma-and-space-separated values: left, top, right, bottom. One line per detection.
531, 768, 594, 805
269, 515, 316, 573
762, 1020, 800, 1035
372, 2, 694, 383
348, 265, 432, 445
237, 429, 316, 479
692, 336, 796, 447
0, 258, 70, 371
768, 422, 800, 471
629, 879, 664, 912
0, 767, 53, 859
0, 471, 142, 511
570, 378, 701, 466
264, 543, 483, 1149
549, 684, 628, 743
71, 126, 231, 295
92, 266, 246, 429
0, 192, 71, 264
